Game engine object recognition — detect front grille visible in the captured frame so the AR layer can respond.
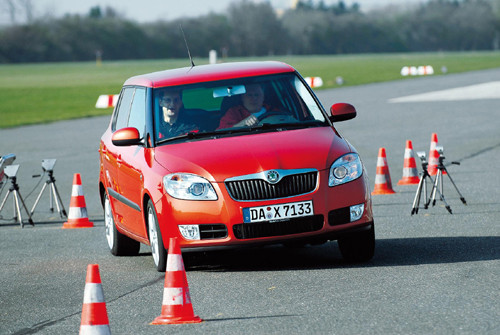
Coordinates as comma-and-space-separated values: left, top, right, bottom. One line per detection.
328, 207, 351, 226
233, 215, 324, 239
225, 171, 317, 201
199, 224, 228, 239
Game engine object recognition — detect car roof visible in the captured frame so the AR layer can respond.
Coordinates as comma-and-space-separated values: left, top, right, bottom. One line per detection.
123, 61, 296, 88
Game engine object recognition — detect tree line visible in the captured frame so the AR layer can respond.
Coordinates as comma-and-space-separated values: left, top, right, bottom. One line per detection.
0, 0, 499, 63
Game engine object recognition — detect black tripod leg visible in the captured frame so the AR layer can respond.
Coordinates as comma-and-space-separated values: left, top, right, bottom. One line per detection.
15, 189, 35, 226
433, 184, 452, 214
13, 190, 24, 227
30, 182, 48, 216
443, 167, 467, 205
411, 177, 425, 215
0, 190, 10, 212
427, 172, 439, 208
423, 174, 430, 209
51, 183, 67, 218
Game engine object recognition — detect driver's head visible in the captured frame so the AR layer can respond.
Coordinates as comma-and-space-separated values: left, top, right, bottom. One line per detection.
242, 84, 264, 114
160, 89, 183, 123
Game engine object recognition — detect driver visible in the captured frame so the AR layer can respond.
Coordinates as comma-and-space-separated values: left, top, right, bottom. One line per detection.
158, 89, 198, 138
218, 84, 272, 129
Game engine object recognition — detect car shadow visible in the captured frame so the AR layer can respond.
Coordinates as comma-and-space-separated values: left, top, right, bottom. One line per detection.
183, 235, 500, 272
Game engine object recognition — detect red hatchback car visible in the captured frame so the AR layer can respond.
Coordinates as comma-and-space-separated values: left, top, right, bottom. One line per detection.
99, 61, 374, 271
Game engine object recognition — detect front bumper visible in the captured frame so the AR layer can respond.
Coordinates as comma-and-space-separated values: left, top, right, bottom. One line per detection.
154, 170, 373, 249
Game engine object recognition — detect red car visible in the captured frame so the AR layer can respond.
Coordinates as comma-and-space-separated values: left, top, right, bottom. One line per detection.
99, 61, 374, 271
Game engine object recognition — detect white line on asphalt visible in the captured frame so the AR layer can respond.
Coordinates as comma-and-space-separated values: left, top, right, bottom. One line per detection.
388, 81, 500, 103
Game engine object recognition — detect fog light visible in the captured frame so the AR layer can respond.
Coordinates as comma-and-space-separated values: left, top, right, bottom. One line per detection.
350, 204, 364, 222
179, 225, 200, 240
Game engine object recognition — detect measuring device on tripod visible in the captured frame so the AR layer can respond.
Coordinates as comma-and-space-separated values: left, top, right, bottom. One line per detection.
411, 146, 466, 215
426, 146, 467, 213
30, 159, 67, 218
0, 162, 35, 227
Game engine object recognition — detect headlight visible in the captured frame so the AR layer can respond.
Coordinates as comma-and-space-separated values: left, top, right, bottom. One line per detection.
163, 173, 217, 200
329, 153, 363, 187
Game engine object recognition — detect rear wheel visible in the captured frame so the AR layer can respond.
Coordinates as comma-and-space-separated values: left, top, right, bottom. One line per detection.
147, 200, 167, 272
104, 193, 140, 256
338, 225, 375, 262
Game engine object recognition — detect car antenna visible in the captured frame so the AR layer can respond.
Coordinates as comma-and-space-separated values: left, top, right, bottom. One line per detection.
179, 24, 195, 68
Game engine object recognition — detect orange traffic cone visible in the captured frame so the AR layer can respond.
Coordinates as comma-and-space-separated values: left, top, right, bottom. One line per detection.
427, 133, 446, 176
151, 238, 202, 325
397, 140, 420, 185
80, 264, 111, 335
63, 173, 93, 229
372, 147, 396, 195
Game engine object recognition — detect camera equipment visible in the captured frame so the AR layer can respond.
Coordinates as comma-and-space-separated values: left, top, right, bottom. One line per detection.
426, 150, 466, 214
0, 164, 34, 227
416, 151, 426, 161
0, 154, 16, 193
30, 159, 67, 218
411, 151, 442, 215
0, 154, 16, 170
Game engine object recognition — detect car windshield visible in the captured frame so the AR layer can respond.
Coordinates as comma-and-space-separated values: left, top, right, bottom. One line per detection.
153, 73, 328, 145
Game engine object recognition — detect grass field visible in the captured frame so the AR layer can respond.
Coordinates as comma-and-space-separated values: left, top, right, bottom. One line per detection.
1, 51, 499, 128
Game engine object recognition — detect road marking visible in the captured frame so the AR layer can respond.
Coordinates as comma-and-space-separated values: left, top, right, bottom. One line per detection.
389, 81, 500, 103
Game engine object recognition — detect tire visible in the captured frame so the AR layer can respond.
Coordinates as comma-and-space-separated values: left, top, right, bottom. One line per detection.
104, 193, 140, 256
147, 200, 167, 272
338, 225, 375, 262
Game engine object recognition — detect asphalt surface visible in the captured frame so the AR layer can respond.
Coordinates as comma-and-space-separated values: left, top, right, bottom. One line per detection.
1, 68, 499, 334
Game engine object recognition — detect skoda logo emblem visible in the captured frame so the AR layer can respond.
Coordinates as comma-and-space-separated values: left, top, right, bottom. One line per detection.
266, 170, 280, 184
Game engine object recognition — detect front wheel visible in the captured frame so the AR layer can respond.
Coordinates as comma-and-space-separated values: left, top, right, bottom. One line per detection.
338, 225, 375, 262
104, 193, 140, 256
147, 200, 167, 272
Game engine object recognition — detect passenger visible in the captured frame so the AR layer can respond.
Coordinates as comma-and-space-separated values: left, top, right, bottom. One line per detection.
218, 84, 274, 129
158, 89, 198, 138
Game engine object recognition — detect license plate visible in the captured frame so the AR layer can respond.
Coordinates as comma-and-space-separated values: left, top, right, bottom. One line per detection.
242, 200, 313, 223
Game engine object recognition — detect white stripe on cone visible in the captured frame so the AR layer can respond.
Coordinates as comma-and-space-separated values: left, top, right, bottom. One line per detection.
304, 77, 323, 88
166, 254, 185, 272
376, 155, 387, 167
72, 185, 84, 196
162, 287, 191, 306
95, 95, 118, 109
374, 173, 389, 184
69, 207, 88, 219
402, 167, 418, 177
79, 325, 111, 335
83, 283, 105, 303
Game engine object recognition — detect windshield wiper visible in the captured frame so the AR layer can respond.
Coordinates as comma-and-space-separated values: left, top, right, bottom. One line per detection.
156, 121, 327, 145
156, 132, 197, 145
156, 129, 235, 145
247, 120, 326, 131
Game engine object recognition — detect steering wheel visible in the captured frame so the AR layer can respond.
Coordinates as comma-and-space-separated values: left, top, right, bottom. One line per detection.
257, 110, 296, 124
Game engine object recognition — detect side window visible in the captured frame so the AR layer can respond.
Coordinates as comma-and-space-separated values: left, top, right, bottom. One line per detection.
294, 77, 325, 121
128, 87, 146, 138
114, 87, 134, 131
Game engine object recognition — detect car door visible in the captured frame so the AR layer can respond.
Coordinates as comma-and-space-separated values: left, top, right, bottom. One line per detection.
104, 87, 134, 228
114, 86, 148, 237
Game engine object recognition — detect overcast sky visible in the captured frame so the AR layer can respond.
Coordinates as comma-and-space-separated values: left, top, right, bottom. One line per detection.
1, 0, 425, 25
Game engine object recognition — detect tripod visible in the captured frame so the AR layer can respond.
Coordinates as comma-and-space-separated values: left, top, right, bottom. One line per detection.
30, 160, 67, 218
411, 160, 443, 215
426, 155, 466, 214
0, 165, 34, 227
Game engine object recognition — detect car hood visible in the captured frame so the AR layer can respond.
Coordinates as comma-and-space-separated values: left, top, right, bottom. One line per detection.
154, 127, 351, 182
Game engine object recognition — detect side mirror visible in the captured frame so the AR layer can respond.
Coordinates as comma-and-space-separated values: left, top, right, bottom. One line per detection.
112, 127, 141, 146
329, 103, 357, 122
